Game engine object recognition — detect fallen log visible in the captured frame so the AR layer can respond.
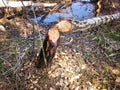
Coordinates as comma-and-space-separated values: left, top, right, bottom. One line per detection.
0, 1, 57, 7
72, 13, 120, 32
35, 12, 120, 68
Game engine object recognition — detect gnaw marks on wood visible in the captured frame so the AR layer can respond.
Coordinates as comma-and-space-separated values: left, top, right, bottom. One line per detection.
35, 20, 72, 68
36, 27, 60, 68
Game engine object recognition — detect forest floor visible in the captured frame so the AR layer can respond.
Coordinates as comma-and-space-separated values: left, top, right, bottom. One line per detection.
0, 0, 120, 90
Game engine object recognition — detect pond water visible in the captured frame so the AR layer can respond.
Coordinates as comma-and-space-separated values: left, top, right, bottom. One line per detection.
32, 1, 97, 26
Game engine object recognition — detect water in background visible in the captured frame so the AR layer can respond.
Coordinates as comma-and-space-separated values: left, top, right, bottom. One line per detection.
31, 1, 96, 26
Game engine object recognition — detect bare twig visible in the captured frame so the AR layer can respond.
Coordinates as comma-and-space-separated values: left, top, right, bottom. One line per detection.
0, 56, 12, 67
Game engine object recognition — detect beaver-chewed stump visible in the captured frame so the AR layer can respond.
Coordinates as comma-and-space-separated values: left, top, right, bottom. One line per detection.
36, 26, 60, 68
35, 20, 72, 68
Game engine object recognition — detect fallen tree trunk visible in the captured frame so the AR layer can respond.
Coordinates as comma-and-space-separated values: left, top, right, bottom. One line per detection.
36, 13, 120, 68
72, 13, 120, 32
0, 0, 57, 7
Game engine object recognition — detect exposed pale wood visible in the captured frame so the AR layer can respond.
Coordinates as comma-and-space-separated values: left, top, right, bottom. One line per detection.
0, 24, 5, 31
56, 20, 72, 33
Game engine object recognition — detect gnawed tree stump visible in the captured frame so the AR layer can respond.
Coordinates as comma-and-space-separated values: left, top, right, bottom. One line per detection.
35, 12, 120, 68
36, 27, 60, 68
36, 20, 72, 68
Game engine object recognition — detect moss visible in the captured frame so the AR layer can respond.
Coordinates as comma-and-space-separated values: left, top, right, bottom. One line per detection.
100, 22, 120, 41
109, 30, 120, 41
0, 62, 7, 72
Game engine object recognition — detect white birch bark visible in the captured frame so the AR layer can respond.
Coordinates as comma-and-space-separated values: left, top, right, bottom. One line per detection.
0, 0, 57, 7
72, 13, 120, 32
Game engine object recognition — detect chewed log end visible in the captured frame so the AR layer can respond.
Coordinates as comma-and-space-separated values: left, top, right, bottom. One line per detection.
36, 29, 60, 68
35, 20, 72, 68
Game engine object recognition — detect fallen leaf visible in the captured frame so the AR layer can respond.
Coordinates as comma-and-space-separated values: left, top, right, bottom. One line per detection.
115, 77, 120, 86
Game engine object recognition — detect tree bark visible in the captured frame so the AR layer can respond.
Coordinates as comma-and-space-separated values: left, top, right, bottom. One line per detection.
0, 1, 57, 7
